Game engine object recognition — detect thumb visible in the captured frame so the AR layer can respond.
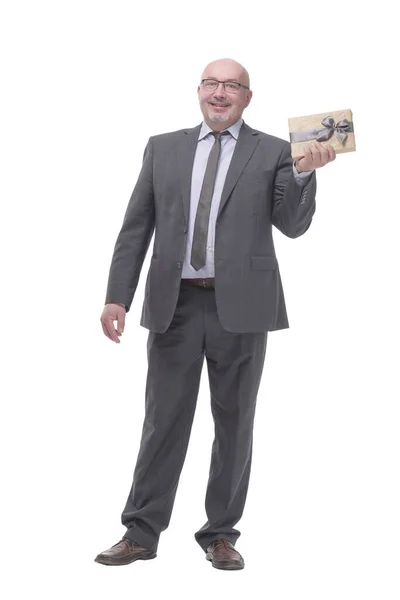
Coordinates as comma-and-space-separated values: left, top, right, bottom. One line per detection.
117, 311, 125, 335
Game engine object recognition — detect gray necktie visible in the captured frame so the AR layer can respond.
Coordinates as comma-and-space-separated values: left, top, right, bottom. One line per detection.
191, 131, 229, 271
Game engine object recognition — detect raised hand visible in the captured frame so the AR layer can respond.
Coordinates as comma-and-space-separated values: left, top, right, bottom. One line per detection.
295, 141, 336, 172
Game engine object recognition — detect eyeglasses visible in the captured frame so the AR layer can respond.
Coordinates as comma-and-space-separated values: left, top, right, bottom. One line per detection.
200, 78, 250, 93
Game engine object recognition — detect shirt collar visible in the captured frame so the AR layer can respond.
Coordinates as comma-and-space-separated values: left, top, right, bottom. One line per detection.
198, 117, 243, 141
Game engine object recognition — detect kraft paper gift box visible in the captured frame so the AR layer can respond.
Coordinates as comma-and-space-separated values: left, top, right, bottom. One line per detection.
288, 109, 356, 160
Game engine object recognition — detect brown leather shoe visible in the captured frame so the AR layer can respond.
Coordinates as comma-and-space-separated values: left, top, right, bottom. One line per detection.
205, 539, 244, 570
94, 537, 156, 566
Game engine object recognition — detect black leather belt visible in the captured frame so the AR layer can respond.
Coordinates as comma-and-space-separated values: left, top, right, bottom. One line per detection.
181, 277, 215, 289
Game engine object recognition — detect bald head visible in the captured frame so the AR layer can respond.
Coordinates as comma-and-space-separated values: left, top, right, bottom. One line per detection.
201, 58, 250, 89
197, 57, 253, 131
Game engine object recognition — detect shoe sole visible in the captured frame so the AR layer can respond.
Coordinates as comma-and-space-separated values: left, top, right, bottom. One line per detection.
94, 552, 157, 566
205, 553, 244, 570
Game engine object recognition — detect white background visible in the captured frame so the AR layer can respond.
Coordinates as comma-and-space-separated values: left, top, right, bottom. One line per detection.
1, 0, 399, 598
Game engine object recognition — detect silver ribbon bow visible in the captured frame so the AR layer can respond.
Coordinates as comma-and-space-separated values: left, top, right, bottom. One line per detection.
316, 117, 352, 144
289, 115, 354, 145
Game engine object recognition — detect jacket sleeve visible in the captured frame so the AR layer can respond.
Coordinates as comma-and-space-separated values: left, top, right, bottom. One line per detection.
104, 137, 155, 312
271, 141, 317, 238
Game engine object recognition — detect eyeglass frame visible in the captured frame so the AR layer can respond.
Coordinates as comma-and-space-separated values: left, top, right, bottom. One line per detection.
200, 78, 250, 92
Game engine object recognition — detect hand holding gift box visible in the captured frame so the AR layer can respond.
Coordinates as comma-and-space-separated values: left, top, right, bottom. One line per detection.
293, 140, 337, 172
288, 109, 356, 173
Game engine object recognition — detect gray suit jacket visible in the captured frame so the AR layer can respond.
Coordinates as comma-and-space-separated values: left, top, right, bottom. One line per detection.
105, 120, 317, 333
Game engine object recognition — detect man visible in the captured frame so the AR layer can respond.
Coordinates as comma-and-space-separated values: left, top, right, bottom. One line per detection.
96, 58, 336, 570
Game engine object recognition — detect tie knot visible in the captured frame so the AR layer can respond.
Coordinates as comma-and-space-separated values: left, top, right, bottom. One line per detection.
212, 130, 230, 140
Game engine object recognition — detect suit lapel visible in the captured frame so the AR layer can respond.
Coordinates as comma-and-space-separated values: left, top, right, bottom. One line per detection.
218, 121, 260, 217
177, 121, 260, 225
177, 124, 202, 225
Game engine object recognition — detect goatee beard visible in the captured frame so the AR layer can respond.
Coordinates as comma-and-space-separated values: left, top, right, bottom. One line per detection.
208, 112, 230, 123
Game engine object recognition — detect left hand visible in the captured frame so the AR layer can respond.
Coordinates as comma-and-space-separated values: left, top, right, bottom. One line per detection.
295, 141, 336, 172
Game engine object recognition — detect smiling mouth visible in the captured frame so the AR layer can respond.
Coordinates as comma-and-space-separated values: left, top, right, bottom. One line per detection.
209, 103, 230, 108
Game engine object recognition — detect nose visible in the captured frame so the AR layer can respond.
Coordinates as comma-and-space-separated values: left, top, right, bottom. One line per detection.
212, 81, 228, 96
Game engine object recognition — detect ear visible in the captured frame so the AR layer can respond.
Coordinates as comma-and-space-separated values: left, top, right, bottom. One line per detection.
245, 91, 253, 107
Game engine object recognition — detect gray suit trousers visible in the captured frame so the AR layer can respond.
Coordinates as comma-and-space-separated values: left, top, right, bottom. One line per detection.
121, 280, 268, 553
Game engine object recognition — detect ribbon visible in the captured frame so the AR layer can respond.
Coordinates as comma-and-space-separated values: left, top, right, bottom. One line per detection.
289, 116, 354, 145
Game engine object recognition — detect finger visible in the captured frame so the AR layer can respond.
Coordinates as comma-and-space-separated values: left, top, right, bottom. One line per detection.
117, 312, 125, 335
314, 141, 329, 165
326, 144, 336, 161
104, 317, 120, 343
303, 143, 312, 159
101, 319, 114, 342
308, 141, 321, 167
302, 143, 312, 164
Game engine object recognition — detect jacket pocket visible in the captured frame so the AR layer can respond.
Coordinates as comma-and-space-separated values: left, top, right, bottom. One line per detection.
251, 255, 279, 270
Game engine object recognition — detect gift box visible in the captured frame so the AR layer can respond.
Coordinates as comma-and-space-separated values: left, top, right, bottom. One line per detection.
288, 109, 356, 159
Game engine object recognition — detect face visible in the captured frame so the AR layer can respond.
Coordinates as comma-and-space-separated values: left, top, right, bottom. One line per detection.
197, 61, 252, 131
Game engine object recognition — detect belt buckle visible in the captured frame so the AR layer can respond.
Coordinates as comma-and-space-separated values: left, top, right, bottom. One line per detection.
202, 278, 207, 288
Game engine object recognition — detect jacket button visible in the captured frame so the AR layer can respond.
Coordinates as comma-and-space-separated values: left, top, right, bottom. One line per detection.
184, 226, 188, 233
216, 221, 219, 227
176, 262, 182, 269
